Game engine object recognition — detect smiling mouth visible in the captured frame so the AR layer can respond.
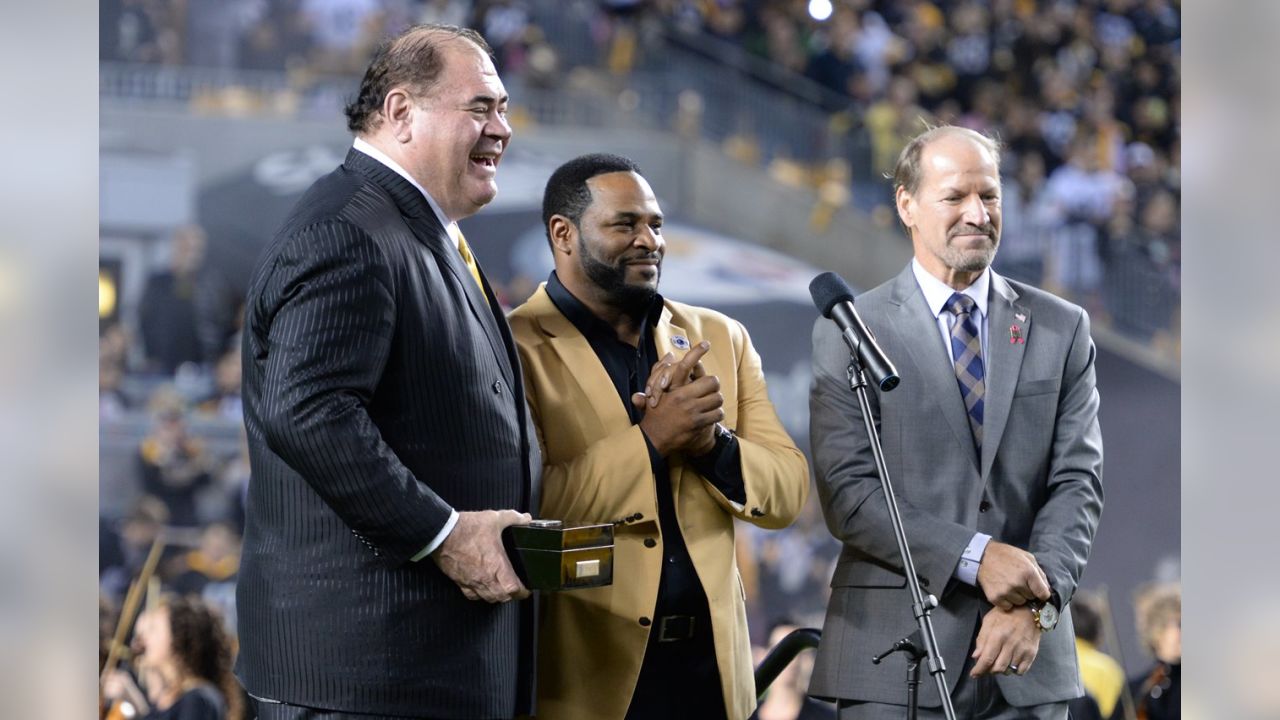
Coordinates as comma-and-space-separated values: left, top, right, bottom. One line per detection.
469, 154, 498, 169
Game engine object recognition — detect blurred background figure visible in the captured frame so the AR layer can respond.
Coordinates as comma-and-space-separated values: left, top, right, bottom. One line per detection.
139, 226, 208, 375
138, 388, 214, 528
1070, 592, 1125, 720
100, 496, 172, 604
1126, 582, 1181, 720
750, 621, 834, 720
101, 595, 244, 720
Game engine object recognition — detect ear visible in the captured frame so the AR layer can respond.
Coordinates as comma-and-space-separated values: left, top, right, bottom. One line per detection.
895, 185, 915, 230
548, 215, 577, 256
383, 88, 415, 143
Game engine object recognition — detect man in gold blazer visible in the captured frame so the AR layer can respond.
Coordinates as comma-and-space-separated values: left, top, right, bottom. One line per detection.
509, 154, 810, 720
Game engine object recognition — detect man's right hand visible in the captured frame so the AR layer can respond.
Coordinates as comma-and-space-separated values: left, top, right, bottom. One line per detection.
976, 541, 1051, 610
432, 509, 531, 603
632, 342, 724, 457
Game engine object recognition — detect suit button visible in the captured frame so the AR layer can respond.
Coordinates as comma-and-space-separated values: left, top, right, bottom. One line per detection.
644, 538, 657, 548
493, 380, 504, 394
632, 513, 644, 521
979, 500, 991, 512
639, 617, 651, 627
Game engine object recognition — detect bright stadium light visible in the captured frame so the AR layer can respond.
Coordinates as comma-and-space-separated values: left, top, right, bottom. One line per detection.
809, 0, 833, 21
99, 270, 117, 318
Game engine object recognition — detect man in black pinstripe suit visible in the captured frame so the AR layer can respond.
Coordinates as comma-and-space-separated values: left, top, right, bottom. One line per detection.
236, 25, 540, 719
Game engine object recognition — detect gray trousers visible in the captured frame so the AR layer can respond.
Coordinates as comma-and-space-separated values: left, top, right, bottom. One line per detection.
834, 670, 1069, 720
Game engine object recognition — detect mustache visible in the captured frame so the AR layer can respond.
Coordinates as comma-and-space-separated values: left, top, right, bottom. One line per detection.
621, 251, 663, 264
949, 223, 996, 239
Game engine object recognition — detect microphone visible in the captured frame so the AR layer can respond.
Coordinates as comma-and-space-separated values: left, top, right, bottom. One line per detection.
809, 272, 900, 392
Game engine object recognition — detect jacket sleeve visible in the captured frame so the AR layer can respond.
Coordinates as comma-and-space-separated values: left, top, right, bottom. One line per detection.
698, 319, 809, 530
1028, 308, 1104, 606
809, 317, 974, 589
254, 221, 452, 566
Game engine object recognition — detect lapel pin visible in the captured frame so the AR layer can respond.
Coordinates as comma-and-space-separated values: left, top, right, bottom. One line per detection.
672, 335, 690, 350
1009, 324, 1025, 345
1014, 312, 1027, 323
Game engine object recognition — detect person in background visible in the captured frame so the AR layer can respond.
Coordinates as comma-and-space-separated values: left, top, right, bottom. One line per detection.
139, 225, 208, 375
751, 621, 834, 720
1070, 592, 1125, 719
1124, 583, 1180, 720
102, 595, 244, 720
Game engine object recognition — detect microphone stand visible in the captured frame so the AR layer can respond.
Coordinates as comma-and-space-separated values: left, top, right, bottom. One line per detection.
845, 358, 957, 720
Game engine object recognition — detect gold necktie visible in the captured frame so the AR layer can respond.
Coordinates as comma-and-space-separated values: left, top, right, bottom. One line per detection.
453, 227, 485, 292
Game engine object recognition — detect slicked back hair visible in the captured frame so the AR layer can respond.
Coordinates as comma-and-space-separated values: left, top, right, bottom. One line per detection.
542, 153, 643, 246
891, 125, 1002, 197
344, 24, 493, 134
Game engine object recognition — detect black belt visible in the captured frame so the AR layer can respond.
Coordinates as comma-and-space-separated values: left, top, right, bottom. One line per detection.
655, 614, 697, 642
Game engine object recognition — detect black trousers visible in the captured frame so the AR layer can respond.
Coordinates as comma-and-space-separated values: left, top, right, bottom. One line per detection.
624, 607, 727, 720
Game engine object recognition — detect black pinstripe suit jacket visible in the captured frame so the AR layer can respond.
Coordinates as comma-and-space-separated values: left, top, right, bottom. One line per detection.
235, 149, 541, 718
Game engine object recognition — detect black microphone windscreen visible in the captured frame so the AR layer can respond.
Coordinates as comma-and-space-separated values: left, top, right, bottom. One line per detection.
809, 272, 855, 318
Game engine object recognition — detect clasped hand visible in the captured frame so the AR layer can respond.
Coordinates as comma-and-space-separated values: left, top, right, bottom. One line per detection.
629, 341, 724, 457
976, 541, 1051, 610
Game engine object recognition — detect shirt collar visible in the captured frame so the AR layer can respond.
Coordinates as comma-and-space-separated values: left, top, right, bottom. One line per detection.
911, 257, 991, 319
352, 137, 458, 246
545, 271, 663, 343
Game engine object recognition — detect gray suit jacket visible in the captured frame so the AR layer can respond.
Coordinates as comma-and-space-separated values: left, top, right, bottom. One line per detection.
808, 264, 1103, 709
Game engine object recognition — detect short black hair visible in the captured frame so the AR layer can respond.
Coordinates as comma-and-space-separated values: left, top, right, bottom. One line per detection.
542, 153, 642, 245
344, 24, 492, 134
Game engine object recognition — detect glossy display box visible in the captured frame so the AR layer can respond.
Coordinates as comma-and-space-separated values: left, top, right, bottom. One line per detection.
503, 520, 614, 591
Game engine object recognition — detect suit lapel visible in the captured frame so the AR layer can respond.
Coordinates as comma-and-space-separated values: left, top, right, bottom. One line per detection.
887, 266, 980, 471
531, 287, 634, 434
344, 150, 514, 384
980, 272, 1030, 479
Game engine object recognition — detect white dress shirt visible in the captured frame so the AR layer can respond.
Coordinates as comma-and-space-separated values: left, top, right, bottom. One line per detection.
910, 258, 992, 586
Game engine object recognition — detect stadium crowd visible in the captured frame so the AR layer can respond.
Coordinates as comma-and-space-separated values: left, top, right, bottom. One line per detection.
100, 3, 1179, 719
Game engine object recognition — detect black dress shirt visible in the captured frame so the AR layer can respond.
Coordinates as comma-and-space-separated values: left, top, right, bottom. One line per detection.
544, 272, 745, 618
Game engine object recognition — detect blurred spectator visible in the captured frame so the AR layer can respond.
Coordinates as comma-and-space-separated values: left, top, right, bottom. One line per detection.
300, 0, 386, 73
416, 0, 471, 27
101, 595, 244, 720
750, 621, 834, 720
239, 0, 318, 71
138, 389, 214, 528
100, 496, 172, 603
197, 348, 243, 423
185, 0, 265, 68
1071, 592, 1125, 719
101, 355, 131, 420
139, 226, 209, 375
1126, 582, 1181, 720
170, 522, 241, 599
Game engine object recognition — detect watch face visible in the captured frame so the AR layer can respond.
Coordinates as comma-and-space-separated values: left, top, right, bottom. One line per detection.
1039, 603, 1059, 629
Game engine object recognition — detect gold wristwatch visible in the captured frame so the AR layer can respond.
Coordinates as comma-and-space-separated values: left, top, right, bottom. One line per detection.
1030, 600, 1059, 632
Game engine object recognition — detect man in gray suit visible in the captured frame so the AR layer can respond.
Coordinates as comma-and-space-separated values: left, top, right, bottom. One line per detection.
808, 126, 1103, 719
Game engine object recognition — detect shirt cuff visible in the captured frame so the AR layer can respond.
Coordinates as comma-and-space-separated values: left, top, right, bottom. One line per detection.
410, 509, 459, 562
689, 428, 746, 506
953, 532, 992, 586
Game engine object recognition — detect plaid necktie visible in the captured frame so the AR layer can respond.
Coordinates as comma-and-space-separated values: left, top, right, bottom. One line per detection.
452, 225, 485, 291
945, 292, 985, 451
